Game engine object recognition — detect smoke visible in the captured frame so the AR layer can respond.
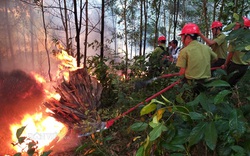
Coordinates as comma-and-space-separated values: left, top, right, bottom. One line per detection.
0, 69, 44, 104
0, 69, 45, 155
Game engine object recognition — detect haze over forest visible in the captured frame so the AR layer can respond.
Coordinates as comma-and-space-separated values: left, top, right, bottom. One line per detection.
0, 0, 249, 75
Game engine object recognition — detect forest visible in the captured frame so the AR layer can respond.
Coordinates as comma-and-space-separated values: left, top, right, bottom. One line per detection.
0, 0, 250, 155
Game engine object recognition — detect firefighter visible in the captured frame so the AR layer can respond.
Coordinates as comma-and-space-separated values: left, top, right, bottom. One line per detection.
199, 21, 228, 68
147, 36, 169, 78
176, 23, 218, 92
222, 17, 250, 87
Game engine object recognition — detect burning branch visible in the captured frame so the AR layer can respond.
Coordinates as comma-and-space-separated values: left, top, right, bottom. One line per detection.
44, 68, 103, 134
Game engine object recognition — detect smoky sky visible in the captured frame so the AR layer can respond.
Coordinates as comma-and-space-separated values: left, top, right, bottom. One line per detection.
0, 69, 44, 104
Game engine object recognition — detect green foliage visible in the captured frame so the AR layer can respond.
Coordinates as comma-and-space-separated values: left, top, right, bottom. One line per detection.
12, 126, 52, 156
75, 50, 250, 155
130, 122, 148, 132
131, 77, 250, 155
79, 35, 250, 155
224, 13, 250, 55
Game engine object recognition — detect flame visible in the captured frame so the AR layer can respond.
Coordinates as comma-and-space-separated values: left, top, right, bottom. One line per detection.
10, 113, 65, 153
32, 73, 46, 84
44, 89, 61, 101
8, 48, 80, 153
55, 50, 80, 82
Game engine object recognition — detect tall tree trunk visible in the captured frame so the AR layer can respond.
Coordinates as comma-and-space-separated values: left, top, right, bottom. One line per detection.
124, 0, 128, 76
73, 0, 82, 67
111, 3, 117, 56
173, 0, 180, 39
182, 0, 186, 23
154, 0, 162, 48
63, 0, 70, 55
168, 1, 172, 42
202, 0, 209, 37
139, 0, 143, 56
30, 5, 35, 70
4, 0, 15, 69
143, 0, 147, 56
212, 0, 217, 21
41, 0, 52, 81
59, 0, 70, 55
163, 5, 166, 36
100, 0, 104, 60
84, 0, 88, 68
23, 24, 28, 62
218, 0, 224, 21
234, 0, 239, 13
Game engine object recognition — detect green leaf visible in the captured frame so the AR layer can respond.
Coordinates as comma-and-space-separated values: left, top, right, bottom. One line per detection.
75, 143, 88, 153
151, 99, 166, 105
205, 80, 230, 87
162, 143, 185, 152
215, 120, 229, 133
173, 106, 190, 121
198, 93, 210, 112
149, 121, 160, 128
189, 112, 205, 120
229, 109, 247, 139
136, 146, 144, 156
230, 145, 245, 154
186, 94, 200, 106
104, 136, 113, 141
205, 122, 217, 150
41, 150, 53, 156
161, 95, 172, 104
170, 129, 190, 145
14, 153, 22, 156
169, 153, 185, 156
214, 90, 232, 104
243, 52, 250, 62
175, 93, 185, 104
149, 115, 161, 128
188, 122, 207, 147
130, 122, 148, 132
188, 93, 213, 112
143, 136, 151, 155
28, 141, 37, 149
27, 148, 35, 156
223, 23, 236, 31
247, 97, 250, 101
245, 45, 250, 51
233, 13, 240, 21
16, 126, 26, 139
140, 103, 157, 116
18, 136, 26, 144
149, 123, 168, 141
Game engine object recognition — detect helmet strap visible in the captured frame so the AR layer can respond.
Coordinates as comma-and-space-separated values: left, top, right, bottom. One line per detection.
183, 35, 188, 44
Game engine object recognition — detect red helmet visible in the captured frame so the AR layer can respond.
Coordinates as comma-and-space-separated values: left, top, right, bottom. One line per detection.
158, 36, 166, 41
211, 21, 223, 29
243, 17, 250, 27
179, 23, 200, 35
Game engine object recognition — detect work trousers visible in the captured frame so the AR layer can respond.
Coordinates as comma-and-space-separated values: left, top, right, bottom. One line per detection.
211, 58, 226, 68
226, 61, 248, 87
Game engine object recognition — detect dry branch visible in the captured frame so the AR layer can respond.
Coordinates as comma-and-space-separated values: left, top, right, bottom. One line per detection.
44, 68, 103, 132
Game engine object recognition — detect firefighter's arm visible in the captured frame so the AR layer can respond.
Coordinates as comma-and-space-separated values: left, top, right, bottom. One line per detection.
199, 32, 216, 46
222, 52, 233, 69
